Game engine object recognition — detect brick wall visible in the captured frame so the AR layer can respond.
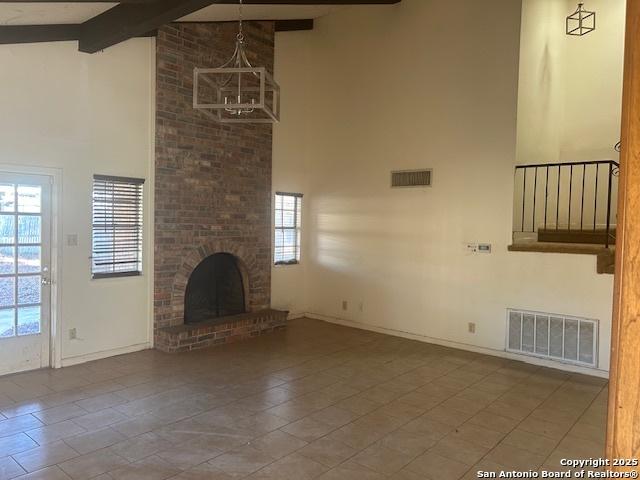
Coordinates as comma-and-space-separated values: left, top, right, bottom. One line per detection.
154, 22, 275, 344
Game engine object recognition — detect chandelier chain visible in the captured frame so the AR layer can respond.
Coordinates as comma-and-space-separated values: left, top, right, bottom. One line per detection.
238, 0, 244, 41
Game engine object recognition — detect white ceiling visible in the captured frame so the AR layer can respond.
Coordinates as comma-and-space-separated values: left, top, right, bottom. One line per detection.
0, 3, 345, 26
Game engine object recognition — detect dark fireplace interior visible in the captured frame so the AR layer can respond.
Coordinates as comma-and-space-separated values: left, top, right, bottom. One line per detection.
185, 253, 246, 324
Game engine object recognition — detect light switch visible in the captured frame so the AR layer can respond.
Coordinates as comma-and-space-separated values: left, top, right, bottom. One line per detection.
66, 234, 78, 247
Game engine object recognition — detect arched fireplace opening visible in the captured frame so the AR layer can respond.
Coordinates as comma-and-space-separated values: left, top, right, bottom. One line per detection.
184, 253, 246, 324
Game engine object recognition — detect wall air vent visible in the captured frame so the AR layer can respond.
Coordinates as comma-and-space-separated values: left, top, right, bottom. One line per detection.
506, 309, 598, 368
391, 169, 432, 188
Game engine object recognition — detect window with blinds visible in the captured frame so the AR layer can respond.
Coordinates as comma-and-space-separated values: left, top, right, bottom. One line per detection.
274, 192, 302, 265
92, 175, 144, 279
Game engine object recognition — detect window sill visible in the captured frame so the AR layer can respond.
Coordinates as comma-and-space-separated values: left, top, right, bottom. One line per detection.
274, 261, 300, 267
92, 271, 143, 280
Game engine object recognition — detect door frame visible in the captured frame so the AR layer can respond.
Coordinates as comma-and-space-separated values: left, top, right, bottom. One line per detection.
0, 163, 63, 370
607, 0, 640, 466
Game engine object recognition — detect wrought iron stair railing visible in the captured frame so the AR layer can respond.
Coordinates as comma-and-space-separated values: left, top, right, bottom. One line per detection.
513, 160, 619, 248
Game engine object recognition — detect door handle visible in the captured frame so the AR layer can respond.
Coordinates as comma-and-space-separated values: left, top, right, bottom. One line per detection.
41, 277, 52, 286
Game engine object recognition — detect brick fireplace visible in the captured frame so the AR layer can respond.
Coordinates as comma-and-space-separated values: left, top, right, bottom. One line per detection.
154, 22, 287, 353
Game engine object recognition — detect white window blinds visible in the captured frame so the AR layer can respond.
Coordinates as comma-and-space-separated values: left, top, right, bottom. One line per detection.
92, 175, 144, 278
274, 192, 302, 265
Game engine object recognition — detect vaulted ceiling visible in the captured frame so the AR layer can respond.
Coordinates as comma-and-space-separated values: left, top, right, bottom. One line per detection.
0, 1, 401, 52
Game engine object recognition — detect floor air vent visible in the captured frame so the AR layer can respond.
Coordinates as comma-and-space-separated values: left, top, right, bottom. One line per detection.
507, 309, 598, 368
391, 169, 432, 188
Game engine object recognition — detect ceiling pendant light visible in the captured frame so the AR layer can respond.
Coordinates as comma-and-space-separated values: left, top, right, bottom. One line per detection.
193, 0, 280, 123
566, 3, 596, 36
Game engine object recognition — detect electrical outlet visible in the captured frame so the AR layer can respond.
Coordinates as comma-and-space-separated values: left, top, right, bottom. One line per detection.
477, 243, 492, 254
342, 300, 348, 311
69, 328, 77, 340
468, 322, 476, 334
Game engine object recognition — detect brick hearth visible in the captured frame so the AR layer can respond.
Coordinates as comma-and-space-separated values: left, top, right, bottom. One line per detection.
155, 309, 287, 353
154, 22, 281, 352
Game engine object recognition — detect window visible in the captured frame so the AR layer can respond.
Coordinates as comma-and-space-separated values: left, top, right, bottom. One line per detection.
92, 175, 144, 278
274, 192, 302, 265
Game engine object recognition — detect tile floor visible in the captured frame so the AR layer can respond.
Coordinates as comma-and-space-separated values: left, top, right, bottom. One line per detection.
0, 318, 608, 479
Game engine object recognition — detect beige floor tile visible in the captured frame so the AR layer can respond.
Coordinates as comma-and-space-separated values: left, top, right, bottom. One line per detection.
422, 405, 473, 427
484, 443, 546, 470
0, 432, 38, 458
11, 465, 72, 479
248, 452, 328, 480
0, 318, 608, 480
59, 448, 129, 479
467, 411, 520, 434
517, 416, 572, 440
0, 415, 44, 437
431, 434, 490, 466
12, 441, 79, 473
310, 407, 359, 428
280, 416, 335, 442
25, 420, 86, 445
351, 443, 415, 475
64, 427, 128, 455
108, 432, 174, 463
32, 405, 87, 426
448, 423, 505, 449
72, 408, 129, 431
405, 450, 470, 480
503, 428, 560, 456
170, 463, 234, 480
0, 456, 26, 479
107, 454, 180, 480
317, 462, 386, 480
250, 430, 307, 459
207, 445, 275, 478
74, 393, 127, 413
297, 438, 358, 468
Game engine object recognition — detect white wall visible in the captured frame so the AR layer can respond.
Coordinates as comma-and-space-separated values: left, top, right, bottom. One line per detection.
273, 0, 615, 374
271, 32, 311, 319
517, 0, 625, 165
0, 39, 155, 366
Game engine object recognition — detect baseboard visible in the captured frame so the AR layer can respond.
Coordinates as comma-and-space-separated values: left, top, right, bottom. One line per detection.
287, 311, 306, 320
305, 313, 609, 379
60, 342, 152, 368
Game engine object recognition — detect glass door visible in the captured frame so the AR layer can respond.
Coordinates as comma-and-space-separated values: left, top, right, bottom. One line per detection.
0, 174, 51, 375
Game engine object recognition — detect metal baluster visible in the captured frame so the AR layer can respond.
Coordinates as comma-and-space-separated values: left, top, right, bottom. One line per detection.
522, 168, 527, 232
594, 164, 599, 231
568, 165, 573, 231
556, 165, 561, 230
544, 167, 549, 230
581, 165, 586, 230
532, 167, 538, 233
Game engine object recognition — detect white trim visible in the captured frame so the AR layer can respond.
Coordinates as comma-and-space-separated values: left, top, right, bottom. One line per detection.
0, 163, 63, 370
286, 311, 306, 320
305, 312, 609, 379
147, 37, 156, 348
60, 342, 151, 367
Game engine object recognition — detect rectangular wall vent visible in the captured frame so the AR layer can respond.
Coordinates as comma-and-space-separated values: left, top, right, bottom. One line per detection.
506, 309, 598, 368
391, 169, 432, 188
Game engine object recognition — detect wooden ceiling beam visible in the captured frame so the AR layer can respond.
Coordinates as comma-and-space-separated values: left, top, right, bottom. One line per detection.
0, 24, 79, 44
77, 0, 217, 53
0, 24, 155, 45
78, 0, 398, 53
0, 17, 310, 46
275, 19, 314, 31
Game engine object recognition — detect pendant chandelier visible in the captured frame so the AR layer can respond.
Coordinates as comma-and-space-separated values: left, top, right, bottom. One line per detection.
193, 0, 280, 123
566, 3, 596, 36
